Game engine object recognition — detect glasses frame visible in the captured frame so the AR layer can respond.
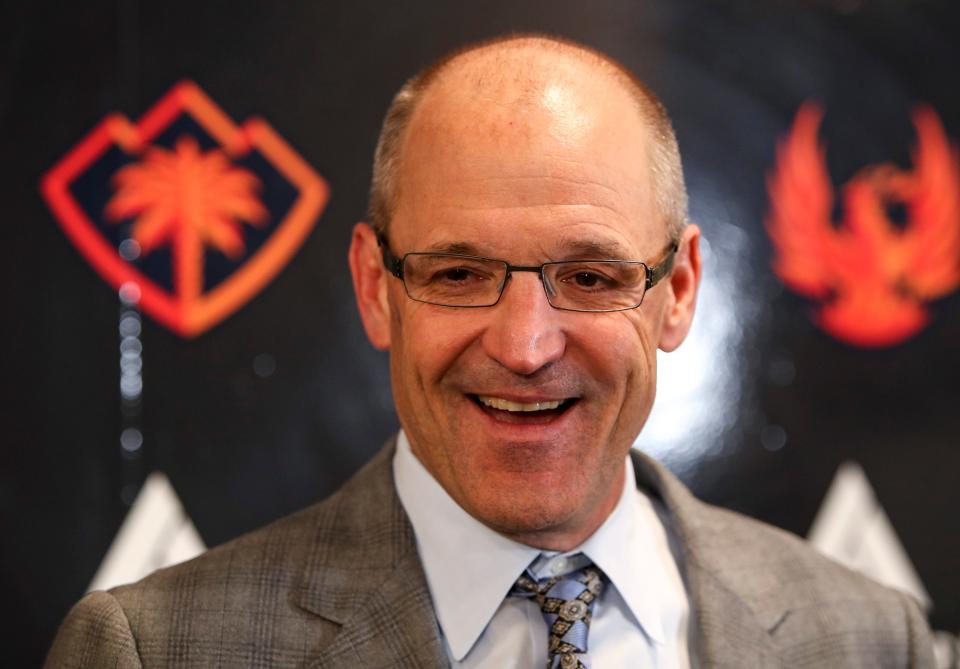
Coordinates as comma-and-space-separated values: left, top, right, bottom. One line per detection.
376, 233, 678, 313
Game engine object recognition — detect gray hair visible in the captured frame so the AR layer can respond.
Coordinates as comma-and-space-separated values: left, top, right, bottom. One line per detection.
367, 34, 689, 241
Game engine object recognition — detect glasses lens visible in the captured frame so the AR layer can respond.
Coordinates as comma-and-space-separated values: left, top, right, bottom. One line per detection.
403, 254, 506, 306
545, 261, 648, 311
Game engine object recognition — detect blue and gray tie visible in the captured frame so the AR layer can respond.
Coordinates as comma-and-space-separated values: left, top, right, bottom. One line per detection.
512, 556, 605, 669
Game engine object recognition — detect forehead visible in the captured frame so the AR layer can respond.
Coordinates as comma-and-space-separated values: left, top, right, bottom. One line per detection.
390, 49, 664, 254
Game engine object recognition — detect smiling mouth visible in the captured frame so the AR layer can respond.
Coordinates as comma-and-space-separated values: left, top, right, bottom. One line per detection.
471, 394, 577, 422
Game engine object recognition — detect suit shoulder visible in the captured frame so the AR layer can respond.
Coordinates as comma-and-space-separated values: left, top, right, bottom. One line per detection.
48, 445, 405, 667
685, 501, 933, 667
687, 499, 934, 663
44, 590, 142, 669
105, 445, 396, 612
91, 495, 346, 667
110, 493, 338, 609
693, 499, 908, 604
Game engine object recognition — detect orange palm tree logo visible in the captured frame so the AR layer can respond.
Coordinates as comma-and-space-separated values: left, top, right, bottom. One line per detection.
42, 81, 329, 337
106, 136, 268, 301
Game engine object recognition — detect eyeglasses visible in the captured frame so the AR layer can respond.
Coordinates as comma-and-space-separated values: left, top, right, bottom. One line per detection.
377, 233, 678, 312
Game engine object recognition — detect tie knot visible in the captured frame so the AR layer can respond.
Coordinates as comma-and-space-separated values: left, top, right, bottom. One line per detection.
512, 555, 605, 669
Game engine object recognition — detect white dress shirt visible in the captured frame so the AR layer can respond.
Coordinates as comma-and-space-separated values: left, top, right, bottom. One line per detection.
393, 431, 691, 668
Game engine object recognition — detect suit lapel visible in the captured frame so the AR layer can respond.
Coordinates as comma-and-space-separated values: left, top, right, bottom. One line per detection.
631, 451, 784, 667
682, 563, 783, 667
294, 442, 448, 668
305, 549, 447, 668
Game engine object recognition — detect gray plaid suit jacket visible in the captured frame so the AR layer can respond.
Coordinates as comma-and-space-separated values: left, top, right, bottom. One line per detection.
46, 440, 934, 668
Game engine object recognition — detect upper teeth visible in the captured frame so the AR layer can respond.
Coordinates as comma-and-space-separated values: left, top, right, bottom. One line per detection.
477, 396, 564, 412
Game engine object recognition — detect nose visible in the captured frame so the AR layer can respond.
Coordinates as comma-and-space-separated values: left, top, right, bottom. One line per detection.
481, 272, 566, 375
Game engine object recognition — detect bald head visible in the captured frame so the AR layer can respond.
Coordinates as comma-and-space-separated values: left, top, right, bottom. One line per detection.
368, 34, 688, 239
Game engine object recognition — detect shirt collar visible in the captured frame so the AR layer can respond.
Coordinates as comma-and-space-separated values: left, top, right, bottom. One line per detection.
393, 431, 673, 658
577, 454, 669, 645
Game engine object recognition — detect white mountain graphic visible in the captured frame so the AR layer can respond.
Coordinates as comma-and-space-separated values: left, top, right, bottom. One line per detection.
88, 472, 206, 592
807, 461, 930, 609
807, 462, 960, 666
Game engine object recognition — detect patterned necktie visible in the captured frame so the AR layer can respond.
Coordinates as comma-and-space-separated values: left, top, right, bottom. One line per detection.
512, 556, 605, 669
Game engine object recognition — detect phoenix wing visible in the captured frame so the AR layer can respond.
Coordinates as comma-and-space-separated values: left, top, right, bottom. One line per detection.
766, 103, 851, 298
900, 106, 960, 299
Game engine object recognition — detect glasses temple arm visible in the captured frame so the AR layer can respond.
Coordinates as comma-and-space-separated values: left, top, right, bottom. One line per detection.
646, 242, 679, 290
376, 233, 405, 278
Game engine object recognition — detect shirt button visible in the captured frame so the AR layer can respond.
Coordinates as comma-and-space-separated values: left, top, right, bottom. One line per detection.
552, 558, 568, 575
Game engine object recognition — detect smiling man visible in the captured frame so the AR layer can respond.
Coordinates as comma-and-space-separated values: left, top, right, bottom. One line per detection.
46, 35, 933, 669
350, 38, 698, 558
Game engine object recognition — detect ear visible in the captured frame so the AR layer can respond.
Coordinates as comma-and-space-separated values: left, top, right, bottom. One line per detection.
348, 222, 391, 350
658, 223, 702, 352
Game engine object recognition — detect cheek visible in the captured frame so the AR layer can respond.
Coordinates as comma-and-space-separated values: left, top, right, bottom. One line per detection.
394, 305, 482, 392
622, 319, 661, 430
592, 311, 658, 372
581, 313, 659, 415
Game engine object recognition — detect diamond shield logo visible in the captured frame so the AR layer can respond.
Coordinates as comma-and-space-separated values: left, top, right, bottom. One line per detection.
41, 81, 329, 337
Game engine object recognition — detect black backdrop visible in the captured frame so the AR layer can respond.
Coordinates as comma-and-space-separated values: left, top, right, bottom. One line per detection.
2, 1, 958, 665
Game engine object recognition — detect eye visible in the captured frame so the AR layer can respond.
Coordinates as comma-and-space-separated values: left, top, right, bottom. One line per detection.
438, 267, 477, 283
405, 255, 503, 295
558, 266, 619, 291
572, 271, 603, 288
429, 265, 490, 285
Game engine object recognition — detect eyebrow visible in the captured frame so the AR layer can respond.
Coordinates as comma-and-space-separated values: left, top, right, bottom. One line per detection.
556, 239, 631, 260
420, 238, 633, 260
422, 241, 484, 255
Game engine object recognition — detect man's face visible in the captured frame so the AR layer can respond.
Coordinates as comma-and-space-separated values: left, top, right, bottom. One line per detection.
354, 63, 698, 548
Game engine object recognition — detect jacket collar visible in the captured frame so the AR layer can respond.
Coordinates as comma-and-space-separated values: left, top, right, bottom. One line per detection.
294, 441, 448, 668
630, 450, 783, 666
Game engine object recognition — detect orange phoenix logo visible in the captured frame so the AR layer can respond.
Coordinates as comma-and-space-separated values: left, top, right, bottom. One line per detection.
41, 81, 329, 337
766, 102, 960, 347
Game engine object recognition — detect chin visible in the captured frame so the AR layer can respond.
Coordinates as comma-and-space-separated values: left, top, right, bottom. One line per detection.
465, 488, 583, 539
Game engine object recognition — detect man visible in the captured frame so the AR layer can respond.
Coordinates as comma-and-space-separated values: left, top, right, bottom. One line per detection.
46, 35, 933, 668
